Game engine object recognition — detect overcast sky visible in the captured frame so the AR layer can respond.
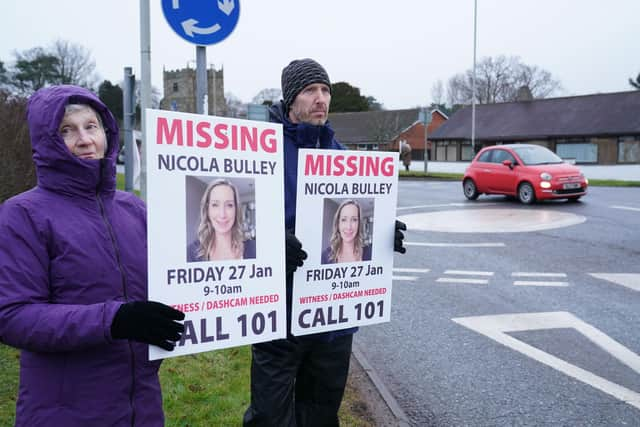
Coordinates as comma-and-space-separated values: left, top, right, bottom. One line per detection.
1, 1, 638, 109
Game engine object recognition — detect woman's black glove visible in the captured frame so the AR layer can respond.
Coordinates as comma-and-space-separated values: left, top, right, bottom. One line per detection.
394, 220, 407, 254
285, 230, 307, 274
111, 301, 185, 351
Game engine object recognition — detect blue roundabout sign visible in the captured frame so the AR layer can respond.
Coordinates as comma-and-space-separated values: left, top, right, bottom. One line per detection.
162, 0, 240, 46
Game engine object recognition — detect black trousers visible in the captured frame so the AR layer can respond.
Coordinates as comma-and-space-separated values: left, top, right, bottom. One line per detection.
243, 333, 353, 427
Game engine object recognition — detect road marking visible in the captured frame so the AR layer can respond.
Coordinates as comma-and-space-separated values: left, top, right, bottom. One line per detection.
512, 272, 568, 278
393, 267, 430, 273
397, 202, 500, 211
590, 273, 640, 292
406, 242, 505, 248
445, 270, 494, 276
513, 281, 570, 287
611, 205, 640, 212
397, 203, 468, 210
511, 272, 569, 287
392, 275, 418, 281
452, 312, 640, 410
436, 277, 489, 285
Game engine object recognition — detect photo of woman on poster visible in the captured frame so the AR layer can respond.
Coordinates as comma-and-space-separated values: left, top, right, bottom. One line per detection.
321, 199, 372, 264
187, 178, 256, 261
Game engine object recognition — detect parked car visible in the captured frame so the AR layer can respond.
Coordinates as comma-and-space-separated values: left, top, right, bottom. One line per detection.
462, 144, 588, 204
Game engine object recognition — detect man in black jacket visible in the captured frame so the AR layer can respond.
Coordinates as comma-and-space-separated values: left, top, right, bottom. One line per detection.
243, 58, 406, 427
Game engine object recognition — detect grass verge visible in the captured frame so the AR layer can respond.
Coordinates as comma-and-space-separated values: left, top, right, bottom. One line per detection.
1, 343, 372, 426
0, 345, 19, 424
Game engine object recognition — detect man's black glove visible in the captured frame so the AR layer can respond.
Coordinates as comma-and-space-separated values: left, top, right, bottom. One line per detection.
394, 220, 407, 254
111, 301, 185, 351
285, 230, 307, 275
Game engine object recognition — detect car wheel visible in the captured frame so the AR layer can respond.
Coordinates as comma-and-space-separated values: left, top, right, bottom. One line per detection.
518, 182, 536, 204
463, 179, 479, 200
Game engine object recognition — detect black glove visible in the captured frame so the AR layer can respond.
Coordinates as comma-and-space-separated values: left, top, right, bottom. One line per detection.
394, 220, 407, 254
285, 230, 307, 275
111, 301, 185, 351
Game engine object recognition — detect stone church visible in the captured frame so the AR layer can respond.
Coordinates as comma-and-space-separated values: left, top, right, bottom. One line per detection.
159, 66, 227, 116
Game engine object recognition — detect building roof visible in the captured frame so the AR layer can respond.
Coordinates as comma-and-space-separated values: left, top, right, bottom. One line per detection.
430, 91, 640, 141
328, 108, 421, 145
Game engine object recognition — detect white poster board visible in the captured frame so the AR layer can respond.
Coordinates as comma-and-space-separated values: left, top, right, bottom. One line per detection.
145, 109, 286, 360
291, 149, 398, 336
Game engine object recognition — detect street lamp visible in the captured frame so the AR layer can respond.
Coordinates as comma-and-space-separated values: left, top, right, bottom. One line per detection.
471, 0, 477, 154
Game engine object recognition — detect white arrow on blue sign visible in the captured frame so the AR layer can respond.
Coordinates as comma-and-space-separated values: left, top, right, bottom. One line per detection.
162, 0, 240, 46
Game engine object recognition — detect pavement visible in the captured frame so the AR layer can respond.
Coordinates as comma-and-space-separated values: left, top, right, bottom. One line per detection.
404, 160, 640, 181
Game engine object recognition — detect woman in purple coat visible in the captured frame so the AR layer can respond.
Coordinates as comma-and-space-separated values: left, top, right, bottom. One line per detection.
0, 85, 184, 426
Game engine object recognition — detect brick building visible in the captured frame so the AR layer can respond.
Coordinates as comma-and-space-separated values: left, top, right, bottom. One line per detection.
430, 91, 640, 165
390, 109, 448, 160
328, 108, 448, 159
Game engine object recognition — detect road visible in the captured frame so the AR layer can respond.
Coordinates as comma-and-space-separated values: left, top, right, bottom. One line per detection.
355, 180, 640, 426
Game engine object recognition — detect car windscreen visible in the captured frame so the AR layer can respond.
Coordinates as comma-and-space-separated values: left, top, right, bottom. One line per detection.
513, 146, 563, 165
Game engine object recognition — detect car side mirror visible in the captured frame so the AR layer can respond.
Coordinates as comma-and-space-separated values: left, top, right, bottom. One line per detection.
502, 159, 513, 169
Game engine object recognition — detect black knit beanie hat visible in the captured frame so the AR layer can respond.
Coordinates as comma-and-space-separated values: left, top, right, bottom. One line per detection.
281, 58, 331, 113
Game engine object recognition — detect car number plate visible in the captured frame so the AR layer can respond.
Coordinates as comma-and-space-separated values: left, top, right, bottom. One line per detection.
563, 182, 581, 189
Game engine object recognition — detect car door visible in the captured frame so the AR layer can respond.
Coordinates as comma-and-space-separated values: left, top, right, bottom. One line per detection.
470, 149, 494, 193
487, 149, 518, 194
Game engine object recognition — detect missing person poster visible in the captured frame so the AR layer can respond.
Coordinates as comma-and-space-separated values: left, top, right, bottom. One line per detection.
291, 149, 399, 336
145, 109, 286, 360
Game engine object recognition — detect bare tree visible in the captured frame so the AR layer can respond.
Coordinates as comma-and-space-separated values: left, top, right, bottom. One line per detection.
365, 111, 408, 147
446, 55, 561, 105
513, 63, 560, 99
630, 73, 640, 90
225, 92, 247, 118
430, 80, 444, 105
251, 88, 281, 106
50, 39, 99, 89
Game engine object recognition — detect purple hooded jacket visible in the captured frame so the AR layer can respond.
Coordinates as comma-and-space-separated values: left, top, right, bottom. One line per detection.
0, 86, 163, 426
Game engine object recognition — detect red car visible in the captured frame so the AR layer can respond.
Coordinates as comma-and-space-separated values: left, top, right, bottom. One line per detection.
462, 144, 588, 204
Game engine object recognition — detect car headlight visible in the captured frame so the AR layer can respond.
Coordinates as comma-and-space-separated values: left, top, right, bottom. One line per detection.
540, 181, 551, 189
540, 172, 552, 181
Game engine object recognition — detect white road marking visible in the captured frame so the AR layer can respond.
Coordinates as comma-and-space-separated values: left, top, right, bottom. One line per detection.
513, 281, 570, 287
452, 311, 640, 410
590, 273, 640, 292
611, 205, 640, 212
393, 268, 431, 273
512, 272, 568, 278
397, 203, 468, 210
436, 277, 489, 285
392, 275, 418, 281
406, 242, 505, 248
397, 203, 499, 211
445, 270, 494, 276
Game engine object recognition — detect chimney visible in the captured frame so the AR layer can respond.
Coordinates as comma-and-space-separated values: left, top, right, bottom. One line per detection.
516, 85, 533, 102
